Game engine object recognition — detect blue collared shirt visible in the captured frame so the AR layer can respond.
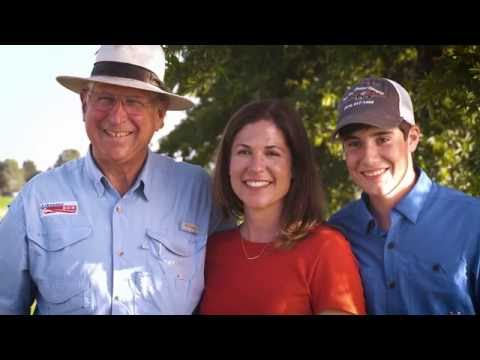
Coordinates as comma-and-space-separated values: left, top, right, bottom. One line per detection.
329, 169, 480, 314
0, 150, 231, 315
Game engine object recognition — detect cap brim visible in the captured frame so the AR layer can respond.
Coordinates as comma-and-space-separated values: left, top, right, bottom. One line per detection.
56, 75, 194, 111
333, 112, 404, 138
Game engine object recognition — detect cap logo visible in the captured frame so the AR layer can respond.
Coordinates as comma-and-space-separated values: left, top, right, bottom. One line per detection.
342, 85, 385, 111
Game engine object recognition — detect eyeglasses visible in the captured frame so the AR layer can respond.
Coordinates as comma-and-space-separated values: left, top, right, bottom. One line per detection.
87, 91, 156, 116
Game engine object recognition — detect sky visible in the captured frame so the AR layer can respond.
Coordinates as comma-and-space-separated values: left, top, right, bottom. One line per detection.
0, 45, 188, 171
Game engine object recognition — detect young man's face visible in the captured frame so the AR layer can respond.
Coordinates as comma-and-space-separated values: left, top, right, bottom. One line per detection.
342, 125, 420, 199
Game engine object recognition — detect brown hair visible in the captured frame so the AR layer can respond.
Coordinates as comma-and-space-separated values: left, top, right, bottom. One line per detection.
213, 99, 325, 249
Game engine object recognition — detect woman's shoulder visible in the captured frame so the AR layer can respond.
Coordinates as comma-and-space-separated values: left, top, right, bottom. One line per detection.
206, 228, 240, 258
303, 223, 351, 252
208, 227, 239, 244
312, 223, 347, 238
209, 227, 238, 238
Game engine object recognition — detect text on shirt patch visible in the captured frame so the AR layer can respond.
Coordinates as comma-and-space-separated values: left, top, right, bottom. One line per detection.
180, 221, 198, 234
40, 201, 78, 217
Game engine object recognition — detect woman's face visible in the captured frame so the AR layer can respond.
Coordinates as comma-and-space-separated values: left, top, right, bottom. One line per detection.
229, 119, 292, 217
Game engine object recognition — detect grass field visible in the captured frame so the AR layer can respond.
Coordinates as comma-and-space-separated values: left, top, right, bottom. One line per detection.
0, 196, 12, 218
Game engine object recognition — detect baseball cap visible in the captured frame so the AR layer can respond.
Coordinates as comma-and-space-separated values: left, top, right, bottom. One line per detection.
334, 77, 415, 137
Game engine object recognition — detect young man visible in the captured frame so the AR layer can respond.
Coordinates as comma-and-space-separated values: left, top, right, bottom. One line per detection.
329, 77, 480, 314
0, 45, 231, 314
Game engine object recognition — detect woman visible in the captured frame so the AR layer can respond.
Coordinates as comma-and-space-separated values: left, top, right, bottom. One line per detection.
199, 99, 365, 315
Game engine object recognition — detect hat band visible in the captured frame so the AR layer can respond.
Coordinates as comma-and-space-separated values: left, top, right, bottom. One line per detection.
91, 61, 170, 92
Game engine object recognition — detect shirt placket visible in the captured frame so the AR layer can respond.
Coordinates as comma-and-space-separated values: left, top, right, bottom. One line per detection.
383, 210, 402, 313
111, 196, 133, 314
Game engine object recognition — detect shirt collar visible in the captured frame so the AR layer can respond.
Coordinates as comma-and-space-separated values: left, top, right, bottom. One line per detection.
394, 168, 432, 224
358, 193, 376, 234
84, 147, 155, 200
358, 167, 433, 233
84, 147, 107, 197
130, 150, 154, 201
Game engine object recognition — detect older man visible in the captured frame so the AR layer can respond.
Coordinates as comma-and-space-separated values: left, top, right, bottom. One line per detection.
0, 45, 231, 315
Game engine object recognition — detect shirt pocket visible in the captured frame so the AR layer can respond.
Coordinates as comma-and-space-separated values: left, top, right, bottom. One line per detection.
27, 226, 95, 314
406, 256, 470, 314
29, 226, 91, 251
37, 275, 94, 315
142, 228, 207, 283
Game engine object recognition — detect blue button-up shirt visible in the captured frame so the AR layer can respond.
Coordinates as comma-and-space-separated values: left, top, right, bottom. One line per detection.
0, 150, 231, 315
329, 169, 480, 314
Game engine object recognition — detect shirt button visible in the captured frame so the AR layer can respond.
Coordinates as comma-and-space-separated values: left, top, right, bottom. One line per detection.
387, 242, 395, 250
114, 296, 119, 301
118, 251, 124, 256
116, 206, 122, 213
388, 281, 396, 289
432, 264, 440, 272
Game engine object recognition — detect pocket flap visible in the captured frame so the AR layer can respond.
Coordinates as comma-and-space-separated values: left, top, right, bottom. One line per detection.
39, 276, 88, 304
29, 226, 92, 251
145, 228, 205, 257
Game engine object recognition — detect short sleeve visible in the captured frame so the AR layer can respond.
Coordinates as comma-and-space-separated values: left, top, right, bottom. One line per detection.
0, 194, 34, 314
309, 229, 366, 315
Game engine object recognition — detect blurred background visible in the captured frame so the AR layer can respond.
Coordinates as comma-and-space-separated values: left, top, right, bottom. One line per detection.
1, 45, 479, 218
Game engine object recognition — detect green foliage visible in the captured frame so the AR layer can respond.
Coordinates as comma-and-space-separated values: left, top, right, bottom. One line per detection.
0, 195, 12, 218
0, 163, 6, 192
0, 159, 40, 195
0, 195, 12, 208
0, 159, 25, 195
54, 149, 80, 168
22, 160, 40, 183
160, 45, 480, 216
31, 300, 36, 315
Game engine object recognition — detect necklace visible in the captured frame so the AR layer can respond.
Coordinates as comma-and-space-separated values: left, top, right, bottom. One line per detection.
239, 231, 270, 260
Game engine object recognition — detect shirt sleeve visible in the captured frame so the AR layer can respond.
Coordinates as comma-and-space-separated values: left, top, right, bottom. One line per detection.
473, 244, 480, 313
0, 194, 34, 314
309, 229, 366, 315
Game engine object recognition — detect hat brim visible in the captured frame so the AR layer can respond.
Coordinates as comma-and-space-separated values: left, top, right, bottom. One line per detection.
56, 75, 194, 111
333, 112, 404, 138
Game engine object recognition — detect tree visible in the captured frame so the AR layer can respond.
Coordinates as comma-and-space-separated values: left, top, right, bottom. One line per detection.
0, 162, 7, 194
22, 160, 40, 182
159, 45, 480, 216
54, 149, 81, 168
0, 159, 25, 195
